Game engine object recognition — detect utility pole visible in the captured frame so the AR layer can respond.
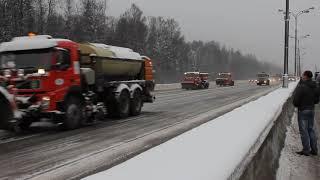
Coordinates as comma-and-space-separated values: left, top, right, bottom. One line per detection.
298, 41, 301, 76
283, 0, 289, 88
297, 39, 301, 76
278, 7, 314, 78
294, 16, 298, 76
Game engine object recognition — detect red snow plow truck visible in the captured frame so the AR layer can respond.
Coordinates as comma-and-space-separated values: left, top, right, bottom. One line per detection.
215, 72, 235, 86
0, 35, 155, 131
181, 72, 210, 90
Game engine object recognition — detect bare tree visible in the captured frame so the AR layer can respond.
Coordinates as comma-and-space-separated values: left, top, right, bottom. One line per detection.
115, 4, 148, 52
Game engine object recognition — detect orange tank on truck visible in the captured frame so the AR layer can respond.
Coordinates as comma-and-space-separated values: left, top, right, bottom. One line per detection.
0, 35, 155, 132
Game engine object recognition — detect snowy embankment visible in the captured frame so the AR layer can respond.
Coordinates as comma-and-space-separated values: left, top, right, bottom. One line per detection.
85, 82, 298, 180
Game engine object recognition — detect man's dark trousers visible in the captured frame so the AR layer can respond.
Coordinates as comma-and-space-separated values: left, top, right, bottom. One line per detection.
297, 109, 318, 153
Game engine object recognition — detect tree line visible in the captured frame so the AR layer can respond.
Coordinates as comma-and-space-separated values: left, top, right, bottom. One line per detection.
0, 0, 281, 83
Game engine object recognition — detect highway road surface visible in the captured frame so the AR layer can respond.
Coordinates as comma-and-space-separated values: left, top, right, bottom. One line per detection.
0, 81, 280, 179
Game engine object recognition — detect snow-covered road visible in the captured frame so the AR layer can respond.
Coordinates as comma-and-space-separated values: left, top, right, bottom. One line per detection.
0, 81, 280, 179
84, 82, 296, 180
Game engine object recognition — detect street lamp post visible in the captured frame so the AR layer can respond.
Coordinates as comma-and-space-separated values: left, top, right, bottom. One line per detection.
283, 0, 290, 88
279, 7, 314, 77
291, 8, 314, 76
289, 34, 310, 76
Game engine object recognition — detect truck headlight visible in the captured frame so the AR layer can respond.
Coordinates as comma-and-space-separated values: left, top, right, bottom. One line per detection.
17, 69, 24, 77
41, 96, 50, 109
38, 69, 46, 75
4, 69, 11, 77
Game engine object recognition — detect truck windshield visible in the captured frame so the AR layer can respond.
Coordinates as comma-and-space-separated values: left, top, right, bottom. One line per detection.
219, 74, 230, 78
185, 73, 198, 77
0, 48, 53, 70
257, 74, 269, 78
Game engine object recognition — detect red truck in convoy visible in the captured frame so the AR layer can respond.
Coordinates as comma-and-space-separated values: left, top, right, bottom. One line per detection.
181, 72, 210, 90
215, 72, 235, 86
0, 35, 155, 131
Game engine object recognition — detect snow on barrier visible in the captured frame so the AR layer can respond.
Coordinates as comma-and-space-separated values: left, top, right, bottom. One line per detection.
85, 82, 298, 180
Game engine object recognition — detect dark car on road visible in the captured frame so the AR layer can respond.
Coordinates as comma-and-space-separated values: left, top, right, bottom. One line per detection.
288, 75, 297, 81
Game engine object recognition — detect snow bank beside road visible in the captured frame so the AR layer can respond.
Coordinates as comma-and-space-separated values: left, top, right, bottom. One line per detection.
85, 83, 297, 180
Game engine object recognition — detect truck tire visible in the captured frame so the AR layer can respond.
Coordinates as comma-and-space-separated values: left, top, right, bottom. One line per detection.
0, 95, 13, 130
63, 97, 83, 130
18, 120, 32, 131
200, 84, 205, 89
109, 90, 130, 118
130, 89, 143, 116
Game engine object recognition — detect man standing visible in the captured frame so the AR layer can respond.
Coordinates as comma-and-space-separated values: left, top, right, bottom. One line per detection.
293, 70, 319, 156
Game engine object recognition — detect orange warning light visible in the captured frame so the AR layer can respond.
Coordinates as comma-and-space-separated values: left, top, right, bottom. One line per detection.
28, 32, 36, 37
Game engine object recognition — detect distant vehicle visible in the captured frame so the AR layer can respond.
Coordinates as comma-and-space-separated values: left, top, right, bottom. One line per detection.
181, 72, 210, 90
256, 72, 270, 86
216, 72, 235, 86
315, 72, 320, 80
273, 74, 282, 81
269, 75, 280, 83
288, 75, 297, 81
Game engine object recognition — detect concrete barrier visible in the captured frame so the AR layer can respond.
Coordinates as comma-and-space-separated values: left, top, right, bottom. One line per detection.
234, 97, 294, 180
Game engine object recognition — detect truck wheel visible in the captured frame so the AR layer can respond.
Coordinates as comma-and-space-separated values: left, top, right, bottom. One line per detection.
130, 90, 143, 116
63, 97, 83, 130
0, 95, 13, 131
109, 90, 130, 118
18, 121, 32, 131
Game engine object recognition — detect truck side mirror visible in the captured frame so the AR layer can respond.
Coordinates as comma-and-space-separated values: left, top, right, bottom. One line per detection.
51, 63, 61, 70
51, 63, 69, 71
89, 54, 97, 64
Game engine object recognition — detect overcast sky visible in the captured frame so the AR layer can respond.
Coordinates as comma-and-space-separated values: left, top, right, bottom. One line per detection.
107, 0, 320, 73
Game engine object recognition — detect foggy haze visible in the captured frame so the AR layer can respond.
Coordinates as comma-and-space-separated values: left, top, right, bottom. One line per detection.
108, 0, 320, 73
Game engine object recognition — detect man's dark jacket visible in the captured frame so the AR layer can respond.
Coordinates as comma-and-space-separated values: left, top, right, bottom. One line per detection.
293, 80, 320, 110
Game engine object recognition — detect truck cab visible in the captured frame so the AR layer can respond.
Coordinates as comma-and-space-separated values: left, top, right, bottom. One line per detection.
256, 72, 270, 86
216, 72, 234, 86
0, 35, 81, 112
